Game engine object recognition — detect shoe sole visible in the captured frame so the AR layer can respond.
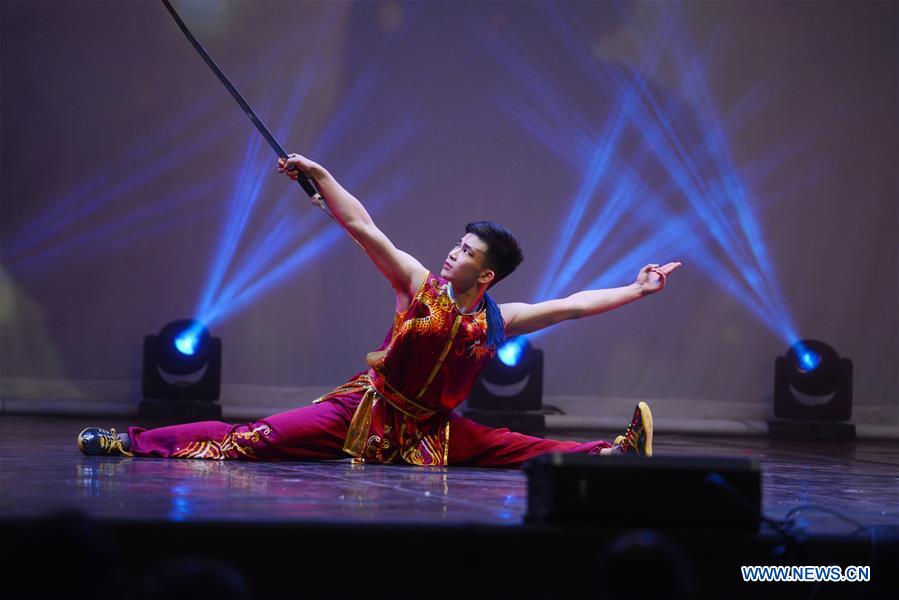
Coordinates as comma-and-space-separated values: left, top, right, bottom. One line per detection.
638, 401, 653, 457
76, 427, 91, 454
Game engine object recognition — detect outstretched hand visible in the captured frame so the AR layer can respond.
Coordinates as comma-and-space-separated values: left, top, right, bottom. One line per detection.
634, 262, 683, 296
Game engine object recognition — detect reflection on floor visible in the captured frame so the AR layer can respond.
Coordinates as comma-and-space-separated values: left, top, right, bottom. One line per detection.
1, 415, 897, 599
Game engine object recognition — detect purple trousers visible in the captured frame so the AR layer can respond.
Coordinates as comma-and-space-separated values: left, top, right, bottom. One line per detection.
128, 392, 611, 468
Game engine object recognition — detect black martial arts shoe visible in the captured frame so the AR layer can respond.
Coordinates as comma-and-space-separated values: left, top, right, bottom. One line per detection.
613, 402, 653, 457
77, 427, 133, 457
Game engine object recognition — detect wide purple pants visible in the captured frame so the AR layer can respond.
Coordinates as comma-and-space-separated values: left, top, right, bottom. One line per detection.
128, 391, 611, 468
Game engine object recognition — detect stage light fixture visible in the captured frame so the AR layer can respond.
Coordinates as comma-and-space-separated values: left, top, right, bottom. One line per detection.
465, 336, 545, 435
497, 336, 528, 367
140, 319, 222, 421
769, 339, 854, 440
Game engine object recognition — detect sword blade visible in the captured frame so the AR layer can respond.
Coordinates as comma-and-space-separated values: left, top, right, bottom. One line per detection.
160, 0, 322, 201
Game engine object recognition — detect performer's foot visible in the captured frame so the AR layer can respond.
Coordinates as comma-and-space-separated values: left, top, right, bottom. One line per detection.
612, 401, 653, 457
77, 427, 133, 457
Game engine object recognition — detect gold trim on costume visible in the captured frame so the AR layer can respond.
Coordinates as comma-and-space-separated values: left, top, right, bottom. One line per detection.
366, 271, 432, 370
412, 270, 431, 306
415, 315, 462, 400
372, 374, 436, 420
171, 424, 272, 460
443, 419, 450, 465
312, 373, 369, 404
312, 271, 489, 467
342, 387, 376, 457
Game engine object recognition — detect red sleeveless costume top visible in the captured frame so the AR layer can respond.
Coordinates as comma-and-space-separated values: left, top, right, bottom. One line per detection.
314, 271, 497, 465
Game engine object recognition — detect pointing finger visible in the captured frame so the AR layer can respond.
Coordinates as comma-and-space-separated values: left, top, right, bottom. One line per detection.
661, 261, 683, 274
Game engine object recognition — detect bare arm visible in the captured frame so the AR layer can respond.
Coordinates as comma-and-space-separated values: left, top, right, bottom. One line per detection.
500, 262, 682, 337
278, 154, 427, 305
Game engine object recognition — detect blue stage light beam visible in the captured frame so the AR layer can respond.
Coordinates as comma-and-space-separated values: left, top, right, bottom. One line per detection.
663, 12, 800, 345
491, 4, 807, 349
194, 56, 336, 319
188, 32, 421, 321
563, 156, 810, 345
482, 35, 664, 303
481, 18, 674, 303
198, 176, 411, 329
3, 102, 224, 261
481, 37, 595, 156
661, 11, 800, 344
525, 209, 785, 347
310, 68, 381, 160
493, 61, 749, 304
4, 5, 343, 276
532, 2, 757, 269
194, 128, 273, 320
195, 101, 421, 324
272, 61, 319, 141
3, 37, 299, 263
606, 67, 759, 272
500, 76, 798, 335
7, 121, 236, 269
9, 180, 219, 275
210, 202, 304, 312
542, 4, 801, 346
641, 14, 779, 273
13, 68, 354, 272
564, 183, 797, 344
548, 178, 638, 299
174, 15, 340, 320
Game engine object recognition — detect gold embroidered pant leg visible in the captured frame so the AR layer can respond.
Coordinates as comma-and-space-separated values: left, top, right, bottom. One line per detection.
127, 393, 361, 460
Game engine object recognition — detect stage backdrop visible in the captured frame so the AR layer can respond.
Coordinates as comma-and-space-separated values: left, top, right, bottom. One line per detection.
2, 1, 896, 435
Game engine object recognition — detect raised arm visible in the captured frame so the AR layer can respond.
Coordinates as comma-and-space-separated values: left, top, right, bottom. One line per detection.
500, 262, 682, 337
278, 154, 427, 305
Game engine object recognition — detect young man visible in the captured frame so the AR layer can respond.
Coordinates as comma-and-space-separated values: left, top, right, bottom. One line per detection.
77, 154, 681, 467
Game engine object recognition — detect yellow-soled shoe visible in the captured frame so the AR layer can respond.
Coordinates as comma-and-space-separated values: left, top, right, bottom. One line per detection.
77, 427, 133, 457
613, 402, 653, 457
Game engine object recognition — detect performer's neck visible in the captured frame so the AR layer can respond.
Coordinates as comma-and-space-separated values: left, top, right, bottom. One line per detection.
447, 281, 486, 314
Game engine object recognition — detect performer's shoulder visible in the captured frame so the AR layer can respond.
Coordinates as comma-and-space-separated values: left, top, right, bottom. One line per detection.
425, 272, 452, 295
423, 270, 445, 291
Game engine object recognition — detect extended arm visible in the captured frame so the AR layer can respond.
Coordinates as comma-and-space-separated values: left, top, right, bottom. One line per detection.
278, 154, 427, 303
500, 262, 682, 337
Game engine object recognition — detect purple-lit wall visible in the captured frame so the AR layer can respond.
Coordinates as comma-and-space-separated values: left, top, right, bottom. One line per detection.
1, 1, 896, 431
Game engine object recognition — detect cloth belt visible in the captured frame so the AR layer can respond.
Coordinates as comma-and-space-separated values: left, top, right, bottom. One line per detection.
313, 371, 437, 458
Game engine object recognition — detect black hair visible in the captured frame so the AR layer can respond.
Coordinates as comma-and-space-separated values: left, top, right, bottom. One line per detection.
465, 221, 523, 350
465, 221, 524, 289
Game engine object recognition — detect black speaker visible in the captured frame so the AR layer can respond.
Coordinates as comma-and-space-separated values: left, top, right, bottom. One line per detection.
524, 454, 761, 532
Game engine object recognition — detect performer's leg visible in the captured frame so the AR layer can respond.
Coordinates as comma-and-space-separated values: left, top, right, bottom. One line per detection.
447, 402, 653, 468
446, 413, 611, 468
126, 394, 360, 460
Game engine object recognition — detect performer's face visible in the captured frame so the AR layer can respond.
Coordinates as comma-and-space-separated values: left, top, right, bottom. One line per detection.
441, 233, 494, 287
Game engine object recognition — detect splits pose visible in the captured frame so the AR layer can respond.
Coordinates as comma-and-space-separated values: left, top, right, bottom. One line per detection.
77, 154, 681, 467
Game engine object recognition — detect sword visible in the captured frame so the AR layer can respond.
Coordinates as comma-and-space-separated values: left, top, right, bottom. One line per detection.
160, 0, 337, 220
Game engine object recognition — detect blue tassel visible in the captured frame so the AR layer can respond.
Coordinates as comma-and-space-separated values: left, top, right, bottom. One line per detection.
483, 293, 506, 350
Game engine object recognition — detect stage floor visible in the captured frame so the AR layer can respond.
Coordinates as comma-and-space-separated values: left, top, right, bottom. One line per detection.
1, 414, 896, 534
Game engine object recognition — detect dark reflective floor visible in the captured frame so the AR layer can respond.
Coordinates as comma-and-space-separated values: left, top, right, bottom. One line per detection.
1, 415, 897, 534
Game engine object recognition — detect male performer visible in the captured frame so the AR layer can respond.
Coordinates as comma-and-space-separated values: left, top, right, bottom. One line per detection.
77, 154, 681, 467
